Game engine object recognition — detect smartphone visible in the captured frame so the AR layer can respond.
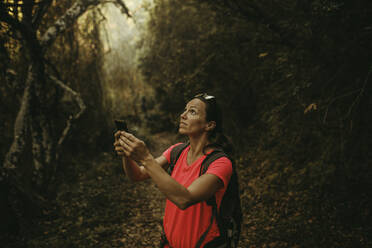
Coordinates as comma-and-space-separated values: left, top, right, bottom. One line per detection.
114, 119, 129, 132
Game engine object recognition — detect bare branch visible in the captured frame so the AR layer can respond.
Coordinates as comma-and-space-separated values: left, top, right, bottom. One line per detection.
183, 53, 216, 83
40, 0, 100, 47
346, 65, 372, 117
2, 67, 32, 170
112, 0, 131, 17
40, 0, 131, 48
100, 0, 131, 17
48, 75, 86, 159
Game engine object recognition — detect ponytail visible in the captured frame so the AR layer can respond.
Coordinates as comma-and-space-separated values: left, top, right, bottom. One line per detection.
203, 129, 234, 156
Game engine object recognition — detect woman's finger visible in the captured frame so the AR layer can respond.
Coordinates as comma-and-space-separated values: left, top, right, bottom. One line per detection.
121, 131, 138, 143
115, 147, 124, 153
119, 136, 132, 149
114, 131, 121, 139
114, 146, 125, 156
117, 151, 125, 156
116, 144, 130, 156
120, 139, 133, 153
115, 143, 123, 149
122, 147, 131, 157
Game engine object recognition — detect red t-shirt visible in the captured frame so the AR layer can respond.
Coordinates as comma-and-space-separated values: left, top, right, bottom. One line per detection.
162, 143, 232, 248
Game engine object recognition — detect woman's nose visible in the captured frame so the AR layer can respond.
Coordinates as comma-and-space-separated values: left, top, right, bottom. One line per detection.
180, 111, 187, 119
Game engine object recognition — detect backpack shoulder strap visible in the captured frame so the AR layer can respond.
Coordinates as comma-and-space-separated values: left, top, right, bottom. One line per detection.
195, 150, 229, 248
168, 142, 189, 175
199, 149, 228, 176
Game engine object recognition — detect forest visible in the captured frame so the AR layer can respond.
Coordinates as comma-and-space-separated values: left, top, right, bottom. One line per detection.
1, 0, 371, 247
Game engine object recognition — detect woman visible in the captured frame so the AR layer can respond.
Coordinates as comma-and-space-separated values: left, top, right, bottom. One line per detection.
113, 93, 233, 248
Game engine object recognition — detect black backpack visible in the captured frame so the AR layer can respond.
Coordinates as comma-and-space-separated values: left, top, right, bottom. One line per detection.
166, 143, 242, 248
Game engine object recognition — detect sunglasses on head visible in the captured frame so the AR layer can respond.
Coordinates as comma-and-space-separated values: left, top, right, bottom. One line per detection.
194, 93, 215, 100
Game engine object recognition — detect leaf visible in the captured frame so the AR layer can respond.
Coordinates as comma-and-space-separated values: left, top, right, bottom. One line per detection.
76, 216, 84, 226
258, 52, 269, 58
304, 103, 317, 114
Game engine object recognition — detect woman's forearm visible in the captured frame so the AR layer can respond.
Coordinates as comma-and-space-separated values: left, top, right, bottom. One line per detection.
122, 157, 149, 181
117, 131, 196, 208
142, 156, 193, 210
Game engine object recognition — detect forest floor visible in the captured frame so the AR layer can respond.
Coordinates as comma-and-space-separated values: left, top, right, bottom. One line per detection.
3, 131, 250, 248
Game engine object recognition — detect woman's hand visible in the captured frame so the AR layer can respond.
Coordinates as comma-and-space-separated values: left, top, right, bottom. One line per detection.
114, 131, 125, 156
118, 131, 153, 164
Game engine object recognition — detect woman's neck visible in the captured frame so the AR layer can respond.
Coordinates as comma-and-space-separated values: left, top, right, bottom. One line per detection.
188, 133, 211, 158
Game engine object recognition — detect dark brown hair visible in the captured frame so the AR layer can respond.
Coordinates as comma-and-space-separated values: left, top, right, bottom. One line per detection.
193, 94, 233, 155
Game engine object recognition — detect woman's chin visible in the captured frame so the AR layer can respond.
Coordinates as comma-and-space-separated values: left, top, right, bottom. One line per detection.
178, 128, 187, 135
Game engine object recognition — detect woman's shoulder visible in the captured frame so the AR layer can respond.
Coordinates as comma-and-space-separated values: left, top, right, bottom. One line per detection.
162, 142, 188, 161
168, 142, 188, 152
205, 151, 232, 170
211, 155, 232, 166
164, 142, 185, 152
205, 154, 233, 186
206, 147, 232, 163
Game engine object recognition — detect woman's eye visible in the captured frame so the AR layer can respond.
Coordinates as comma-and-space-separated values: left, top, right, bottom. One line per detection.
190, 109, 196, 115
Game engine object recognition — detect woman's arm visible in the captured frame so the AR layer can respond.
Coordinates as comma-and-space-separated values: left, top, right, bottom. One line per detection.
119, 132, 224, 210
143, 157, 223, 210
114, 131, 168, 181
120, 156, 168, 182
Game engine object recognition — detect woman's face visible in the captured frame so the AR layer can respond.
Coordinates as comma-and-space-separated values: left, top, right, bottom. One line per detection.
179, 98, 209, 136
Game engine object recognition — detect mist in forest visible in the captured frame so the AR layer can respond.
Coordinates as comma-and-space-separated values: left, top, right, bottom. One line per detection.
93, 0, 155, 120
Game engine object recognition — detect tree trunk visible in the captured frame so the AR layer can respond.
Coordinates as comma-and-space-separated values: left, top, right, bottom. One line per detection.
1, 0, 131, 235
0, 181, 19, 236
0, 67, 32, 236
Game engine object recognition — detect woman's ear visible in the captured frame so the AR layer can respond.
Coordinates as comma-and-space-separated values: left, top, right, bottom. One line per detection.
206, 121, 216, 131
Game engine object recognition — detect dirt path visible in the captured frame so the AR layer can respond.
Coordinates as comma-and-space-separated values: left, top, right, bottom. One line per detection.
114, 131, 179, 247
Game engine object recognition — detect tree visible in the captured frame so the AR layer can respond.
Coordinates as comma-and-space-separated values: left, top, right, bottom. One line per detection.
0, 0, 130, 236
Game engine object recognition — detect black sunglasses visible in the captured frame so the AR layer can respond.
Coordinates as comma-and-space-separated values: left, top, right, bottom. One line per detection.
194, 93, 215, 100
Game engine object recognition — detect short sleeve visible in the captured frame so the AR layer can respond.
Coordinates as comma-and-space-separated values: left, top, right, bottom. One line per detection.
206, 157, 232, 187
162, 143, 184, 164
